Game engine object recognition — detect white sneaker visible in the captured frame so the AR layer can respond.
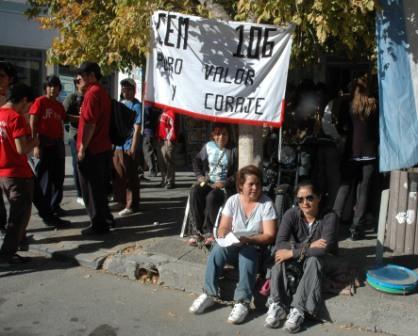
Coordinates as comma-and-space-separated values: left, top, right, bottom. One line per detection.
264, 301, 287, 328
284, 307, 304, 333
76, 197, 85, 206
227, 302, 249, 324
189, 293, 215, 314
118, 208, 133, 217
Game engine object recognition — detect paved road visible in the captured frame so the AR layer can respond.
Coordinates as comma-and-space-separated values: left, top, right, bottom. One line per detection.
0, 253, 387, 336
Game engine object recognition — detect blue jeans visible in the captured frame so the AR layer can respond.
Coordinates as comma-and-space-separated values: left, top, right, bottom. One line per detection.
204, 243, 259, 303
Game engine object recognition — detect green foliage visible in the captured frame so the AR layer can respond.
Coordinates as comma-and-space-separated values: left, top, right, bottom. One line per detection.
236, 0, 377, 65
25, 0, 376, 72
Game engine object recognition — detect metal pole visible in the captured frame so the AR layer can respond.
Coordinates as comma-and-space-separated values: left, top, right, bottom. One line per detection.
278, 127, 283, 162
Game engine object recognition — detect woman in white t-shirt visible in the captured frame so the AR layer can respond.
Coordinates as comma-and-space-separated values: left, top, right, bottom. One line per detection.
189, 165, 277, 324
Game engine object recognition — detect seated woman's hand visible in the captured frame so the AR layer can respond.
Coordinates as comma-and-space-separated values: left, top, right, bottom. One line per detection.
275, 249, 293, 263
310, 239, 327, 249
239, 235, 251, 245
198, 176, 207, 184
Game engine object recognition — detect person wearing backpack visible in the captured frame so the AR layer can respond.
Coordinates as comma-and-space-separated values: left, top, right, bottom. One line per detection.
112, 78, 142, 217
76, 62, 114, 235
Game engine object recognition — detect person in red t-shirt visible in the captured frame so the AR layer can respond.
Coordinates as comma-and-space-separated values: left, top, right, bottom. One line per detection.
156, 108, 177, 189
0, 83, 39, 266
0, 61, 17, 236
76, 62, 113, 235
29, 75, 70, 228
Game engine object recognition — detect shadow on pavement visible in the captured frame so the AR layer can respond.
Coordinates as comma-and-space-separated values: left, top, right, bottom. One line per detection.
0, 255, 77, 278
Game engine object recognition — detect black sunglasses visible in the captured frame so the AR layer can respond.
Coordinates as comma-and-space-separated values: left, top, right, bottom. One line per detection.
73, 79, 80, 84
297, 195, 315, 204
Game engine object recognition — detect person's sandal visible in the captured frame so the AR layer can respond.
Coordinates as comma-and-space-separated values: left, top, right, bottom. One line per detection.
187, 235, 203, 246
187, 237, 198, 246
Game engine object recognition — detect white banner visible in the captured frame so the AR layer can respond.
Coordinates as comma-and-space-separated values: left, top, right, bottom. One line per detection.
145, 11, 294, 127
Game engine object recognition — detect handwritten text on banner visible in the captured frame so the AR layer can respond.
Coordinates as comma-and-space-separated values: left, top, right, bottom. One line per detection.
145, 11, 294, 127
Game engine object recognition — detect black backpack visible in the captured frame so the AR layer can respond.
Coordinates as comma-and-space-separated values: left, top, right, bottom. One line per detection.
109, 99, 136, 146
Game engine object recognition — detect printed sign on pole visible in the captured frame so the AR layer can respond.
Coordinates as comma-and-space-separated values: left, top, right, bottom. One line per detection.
145, 11, 294, 127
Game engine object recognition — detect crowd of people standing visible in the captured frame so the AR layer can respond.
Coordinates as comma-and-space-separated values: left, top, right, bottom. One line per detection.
0, 60, 179, 266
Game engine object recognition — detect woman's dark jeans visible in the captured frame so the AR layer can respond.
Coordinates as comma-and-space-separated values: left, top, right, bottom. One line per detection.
333, 159, 376, 234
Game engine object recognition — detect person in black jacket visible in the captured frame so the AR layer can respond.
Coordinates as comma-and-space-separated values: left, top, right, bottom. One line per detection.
264, 181, 338, 333
333, 74, 378, 240
188, 123, 237, 246
63, 76, 85, 206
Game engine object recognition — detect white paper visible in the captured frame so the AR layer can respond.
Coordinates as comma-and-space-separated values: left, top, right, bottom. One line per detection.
216, 232, 240, 247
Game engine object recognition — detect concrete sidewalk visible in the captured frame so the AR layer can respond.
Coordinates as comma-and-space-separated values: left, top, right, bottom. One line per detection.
10, 157, 418, 336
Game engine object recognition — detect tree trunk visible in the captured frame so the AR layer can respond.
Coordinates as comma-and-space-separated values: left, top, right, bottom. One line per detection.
238, 124, 263, 169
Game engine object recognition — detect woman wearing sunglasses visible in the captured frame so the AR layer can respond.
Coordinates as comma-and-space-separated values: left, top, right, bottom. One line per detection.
264, 181, 338, 333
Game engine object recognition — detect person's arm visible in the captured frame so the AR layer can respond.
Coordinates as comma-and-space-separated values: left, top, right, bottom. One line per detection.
302, 212, 339, 258
77, 90, 99, 161
192, 145, 207, 183
273, 209, 297, 263
240, 219, 276, 245
29, 114, 39, 138
217, 214, 232, 238
274, 209, 295, 250
67, 114, 80, 122
128, 102, 142, 157
63, 94, 82, 123
77, 123, 95, 161
217, 196, 234, 238
224, 147, 238, 191
15, 135, 39, 155
128, 123, 141, 157
166, 113, 175, 142
29, 113, 41, 159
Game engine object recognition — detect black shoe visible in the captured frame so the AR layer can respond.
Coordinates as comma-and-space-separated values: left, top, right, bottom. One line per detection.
44, 216, 71, 228
165, 183, 175, 189
0, 253, 32, 267
81, 226, 110, 236
19, 234, 34, 251
149, 171, 157, 177
140, 175, 151, 182
158, 181, 166, 187
349, 230, 364, 241
8, 253, 32, 264
106, 217, 116, 228
53, 206, 68, 217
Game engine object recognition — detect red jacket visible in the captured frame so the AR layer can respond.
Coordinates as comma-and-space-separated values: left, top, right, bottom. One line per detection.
157, 109, 176, 142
